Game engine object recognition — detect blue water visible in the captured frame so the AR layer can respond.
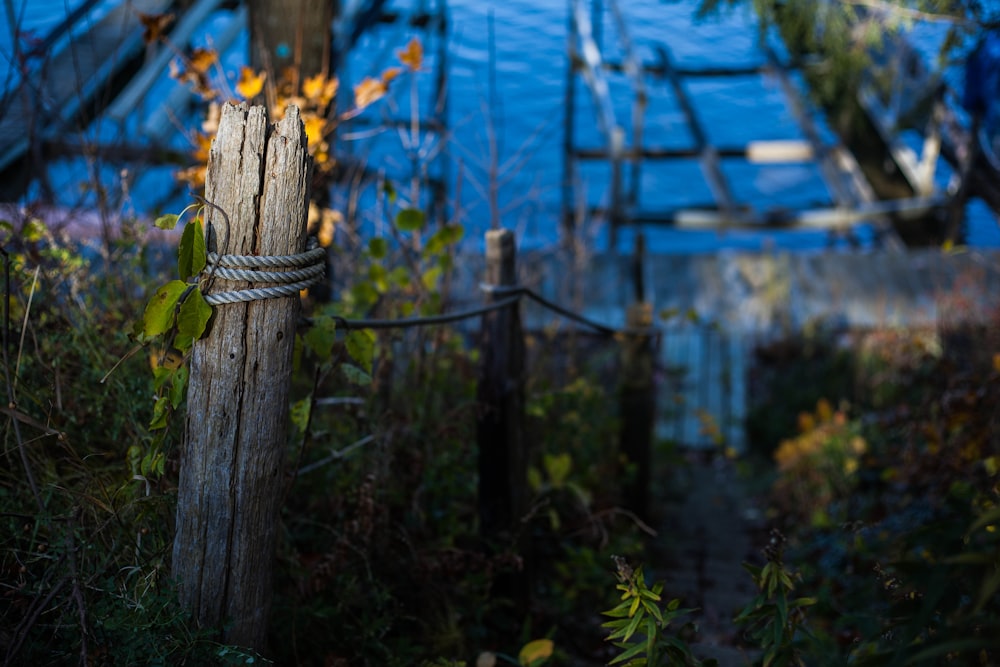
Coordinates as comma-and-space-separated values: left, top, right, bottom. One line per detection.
2, 0, 999, 251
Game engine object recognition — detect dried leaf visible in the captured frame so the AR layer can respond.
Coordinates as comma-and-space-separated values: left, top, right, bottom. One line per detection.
170, 54, 216, 100
236, 66, 266, 100
397, 37, 423, 71
139, 12, 173, 44
353, 77, 387, 109
380, 66, 402, 85
188, 47, 218, 74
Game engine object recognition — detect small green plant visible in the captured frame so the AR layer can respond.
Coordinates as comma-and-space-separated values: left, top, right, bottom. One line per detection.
735, 530, 817, 667
602, 556, 706, 666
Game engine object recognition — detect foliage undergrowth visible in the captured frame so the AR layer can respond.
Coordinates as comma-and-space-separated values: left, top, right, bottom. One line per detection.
0, 218, 257, 665
753, 288, 1000, 665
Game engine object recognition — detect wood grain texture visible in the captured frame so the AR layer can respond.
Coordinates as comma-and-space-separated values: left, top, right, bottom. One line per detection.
172, 103, 312, 650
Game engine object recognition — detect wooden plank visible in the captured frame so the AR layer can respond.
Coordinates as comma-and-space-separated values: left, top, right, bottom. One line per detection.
575, 142, 816, 162
762, 44, 869, 209
602, 60, 767, 78
607, 0, 645, 208
570, 0, 618, 142
614, 196, 942, 229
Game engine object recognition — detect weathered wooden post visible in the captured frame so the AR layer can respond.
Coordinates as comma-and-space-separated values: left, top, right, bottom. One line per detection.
477, 229, 526, 540
172, 102, 312, 650
619, 233, 654, 521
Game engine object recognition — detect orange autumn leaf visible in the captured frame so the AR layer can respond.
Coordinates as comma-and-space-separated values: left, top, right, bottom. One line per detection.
139, 12, 174, 44
397, 37, 423, 71
176, 132, 213, 187
236, 66, 266, 99
353, 77, 387, 109
169, 58, 214, 100
380, 67, 402, 85
302, 73, 339, 107
188, 47, 218, 74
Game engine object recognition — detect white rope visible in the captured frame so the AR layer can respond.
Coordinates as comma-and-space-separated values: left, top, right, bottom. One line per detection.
202, 238, 326, 306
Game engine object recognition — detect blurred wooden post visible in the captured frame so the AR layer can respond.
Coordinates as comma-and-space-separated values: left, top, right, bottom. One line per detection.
172, 102, 311, 651
620, 233, 654, 520
477, 229, 526, 541
247, 0, 335, 79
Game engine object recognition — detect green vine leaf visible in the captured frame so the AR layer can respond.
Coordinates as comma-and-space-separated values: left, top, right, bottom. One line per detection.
303, 314, 337, 362
368, 237, 388, 259
169, 366, 189, 409
290, 397, 312, 435
178, 218, 207, 281
346, 329, 376, 375
424, 223, 463, 257
143, 280, 188, 337
154, 213, 180, 230
395, 207, 425, 232
421, 265, 442, 291
175, 287, 212, 350
341, 363, 373, 386
150, 396, 171, 430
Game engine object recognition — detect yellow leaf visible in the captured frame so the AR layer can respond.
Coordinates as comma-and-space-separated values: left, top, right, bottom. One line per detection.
150, 348, 184, 371
816, 398, 833, 423
302, 73, 338, 107
302, 114, 327, 150
518, 638, 554, 667
993, 353, 1000, 373
236, 66, 266, 99
354, 77, 387, 109
316, 208, 341, 248
397, 37, 423, 71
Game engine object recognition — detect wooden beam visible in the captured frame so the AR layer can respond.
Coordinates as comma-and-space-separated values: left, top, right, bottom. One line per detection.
762, 44, 872, 209
654, 45, 739, 223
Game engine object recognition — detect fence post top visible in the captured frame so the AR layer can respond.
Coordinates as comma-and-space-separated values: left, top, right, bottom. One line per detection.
485, 229, 516, 257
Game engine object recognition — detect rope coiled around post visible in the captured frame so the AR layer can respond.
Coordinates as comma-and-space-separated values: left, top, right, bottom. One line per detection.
201, 238, 326, 306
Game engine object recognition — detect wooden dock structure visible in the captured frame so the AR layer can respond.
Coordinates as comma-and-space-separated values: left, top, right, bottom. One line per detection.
562, 0, 954, 248
857, 32, 1000, 225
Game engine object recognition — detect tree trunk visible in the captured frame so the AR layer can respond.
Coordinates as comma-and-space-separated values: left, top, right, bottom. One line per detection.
247, 0, 337, 81
171, 102, 312, 651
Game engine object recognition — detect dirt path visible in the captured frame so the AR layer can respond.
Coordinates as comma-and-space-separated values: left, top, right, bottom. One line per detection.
652, 452, 766, 666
